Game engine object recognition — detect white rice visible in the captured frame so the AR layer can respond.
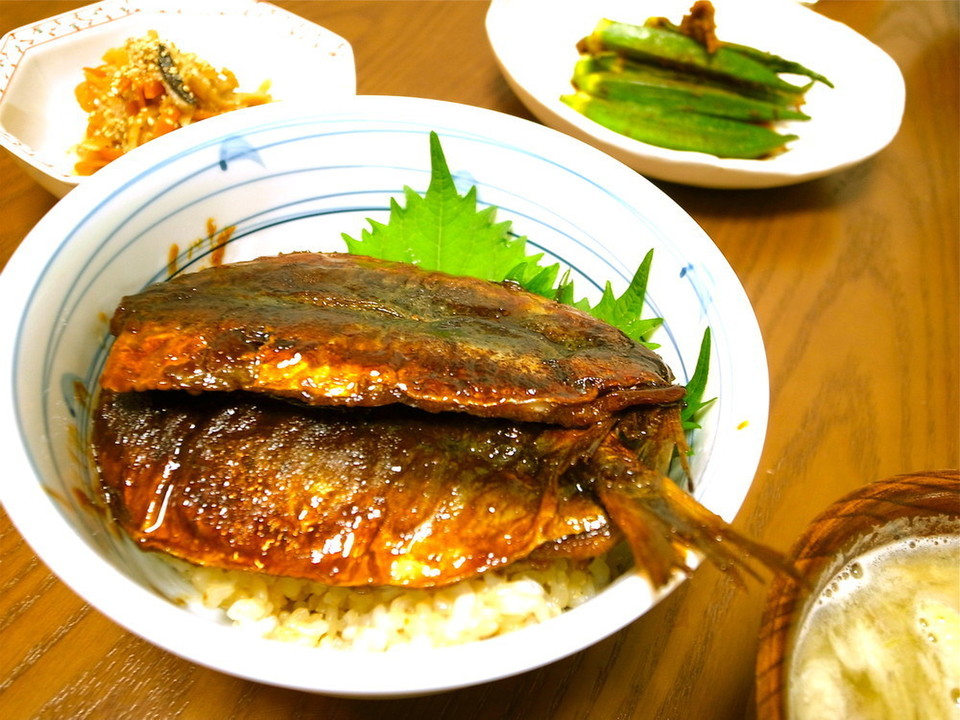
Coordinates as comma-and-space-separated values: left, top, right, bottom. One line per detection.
177, 549, 629, 651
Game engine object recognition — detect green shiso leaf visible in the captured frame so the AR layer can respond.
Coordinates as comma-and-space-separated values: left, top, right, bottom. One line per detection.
343, 132, 527, 281
680, 327, 715, 430
587, 249, 663, 344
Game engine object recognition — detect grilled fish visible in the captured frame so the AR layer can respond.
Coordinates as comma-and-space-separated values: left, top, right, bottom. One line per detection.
99, 252, 683, 427
93, 252, 783, 589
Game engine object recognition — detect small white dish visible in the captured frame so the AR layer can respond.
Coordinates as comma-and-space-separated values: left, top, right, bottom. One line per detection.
486, 0, 905, 189
0, 96, 767, 696
0, 0, 355, 197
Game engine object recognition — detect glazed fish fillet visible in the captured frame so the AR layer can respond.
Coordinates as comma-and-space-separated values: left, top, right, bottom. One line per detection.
94, 389, 621, 587
99, 252, 683, 427
94, 252, 784, 589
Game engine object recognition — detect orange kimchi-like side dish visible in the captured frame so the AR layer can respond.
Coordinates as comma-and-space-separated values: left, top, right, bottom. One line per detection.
73, 31, 272, 175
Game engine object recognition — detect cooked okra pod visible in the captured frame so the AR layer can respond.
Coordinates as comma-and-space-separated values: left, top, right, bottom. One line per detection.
566, 3, 831, 160
572, 57, 810, 122
578, 19, 808, 97
584, 52, 801, 107
561, 92, 797, 159
651, 19, 834, 88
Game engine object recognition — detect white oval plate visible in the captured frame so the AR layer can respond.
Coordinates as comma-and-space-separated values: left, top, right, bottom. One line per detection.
0, 96, 766, 697
486, 0, 905, 188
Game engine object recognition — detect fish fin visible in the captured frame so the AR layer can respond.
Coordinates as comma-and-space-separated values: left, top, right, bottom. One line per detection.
592, 440, 795, 589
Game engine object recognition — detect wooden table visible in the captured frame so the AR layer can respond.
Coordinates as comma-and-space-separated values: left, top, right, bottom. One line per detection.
2, 2, 957, 718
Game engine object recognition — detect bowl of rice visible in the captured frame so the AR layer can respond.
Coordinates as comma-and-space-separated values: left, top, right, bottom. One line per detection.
0, 95, 768, 696
0, 0, 355, 196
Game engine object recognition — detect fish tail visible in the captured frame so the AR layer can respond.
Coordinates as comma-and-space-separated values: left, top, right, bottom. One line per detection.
593, 441, 795, 589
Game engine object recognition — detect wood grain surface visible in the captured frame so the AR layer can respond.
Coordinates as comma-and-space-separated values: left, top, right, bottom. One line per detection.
1, 2, 958, 719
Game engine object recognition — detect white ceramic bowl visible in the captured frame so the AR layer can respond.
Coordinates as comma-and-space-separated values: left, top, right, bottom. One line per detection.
486, 0, 905, 189
0, 0, 355, 197
0, 96, 767, 696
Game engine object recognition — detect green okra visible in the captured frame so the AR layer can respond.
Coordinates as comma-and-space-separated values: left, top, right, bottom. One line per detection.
721, 41, 834, 88
652, 19, 834, 88
573, 58, 809, 122
561, 91, 797, 159
579, 19, 808, 97
584, 52, 801, 107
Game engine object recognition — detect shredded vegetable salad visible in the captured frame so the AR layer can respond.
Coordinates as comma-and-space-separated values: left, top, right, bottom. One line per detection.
73, 31, 272, 175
